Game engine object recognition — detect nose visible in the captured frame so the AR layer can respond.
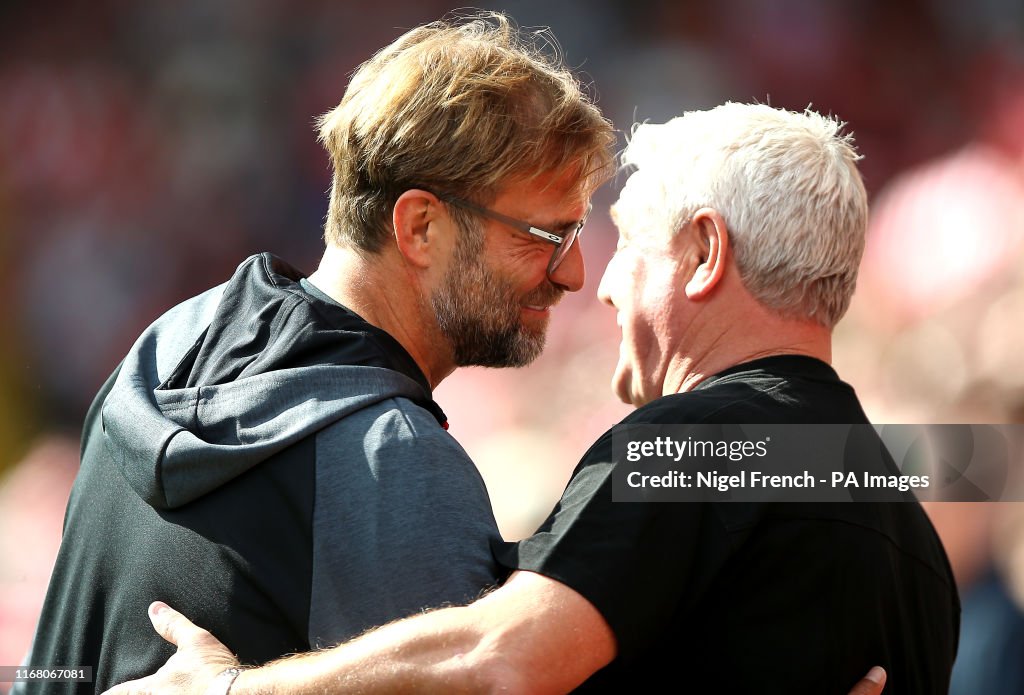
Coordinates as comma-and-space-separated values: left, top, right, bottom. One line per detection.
548, 238, 586, 293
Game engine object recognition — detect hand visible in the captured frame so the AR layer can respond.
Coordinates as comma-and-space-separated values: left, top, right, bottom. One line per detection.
849, 666, 887, 695
102, 601, 239, 695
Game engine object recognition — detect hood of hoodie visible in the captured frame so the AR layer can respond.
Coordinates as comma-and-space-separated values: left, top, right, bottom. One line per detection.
100, 253, 443, 510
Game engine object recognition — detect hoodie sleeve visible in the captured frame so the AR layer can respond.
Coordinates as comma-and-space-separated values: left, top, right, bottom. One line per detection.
308, 397, 503, 647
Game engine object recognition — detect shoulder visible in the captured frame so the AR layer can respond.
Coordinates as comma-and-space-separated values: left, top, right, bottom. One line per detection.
571, 390, 737, 465
316, 396, 484, 487
367, 397, 470, 455
621, 375, 868, 427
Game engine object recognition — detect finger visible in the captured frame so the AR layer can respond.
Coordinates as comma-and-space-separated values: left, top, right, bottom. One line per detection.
148, 601, 213, 649
848, 666, 887, 695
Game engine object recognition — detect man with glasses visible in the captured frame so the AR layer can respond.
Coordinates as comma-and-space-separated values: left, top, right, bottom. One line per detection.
22, 13, 614, 692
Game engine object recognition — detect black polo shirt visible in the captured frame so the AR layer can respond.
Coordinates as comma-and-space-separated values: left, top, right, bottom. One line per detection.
497, 356, 959, 694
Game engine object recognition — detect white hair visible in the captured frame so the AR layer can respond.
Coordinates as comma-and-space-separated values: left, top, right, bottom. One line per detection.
616, 102, 869, 328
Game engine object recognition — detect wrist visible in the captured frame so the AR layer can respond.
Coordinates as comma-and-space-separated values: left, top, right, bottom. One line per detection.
206, 667, 244, 695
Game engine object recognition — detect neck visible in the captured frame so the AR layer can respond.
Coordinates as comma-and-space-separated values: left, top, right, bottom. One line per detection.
307, 243, 455, 390
663, 297, 833, 397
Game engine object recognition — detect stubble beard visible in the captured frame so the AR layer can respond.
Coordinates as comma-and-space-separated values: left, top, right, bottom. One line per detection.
431, 230, 561, 368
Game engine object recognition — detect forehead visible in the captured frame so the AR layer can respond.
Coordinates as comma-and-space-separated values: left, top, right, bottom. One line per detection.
518, 163, 592, 199
610, 170, 655, 239
498, 165, 592, 216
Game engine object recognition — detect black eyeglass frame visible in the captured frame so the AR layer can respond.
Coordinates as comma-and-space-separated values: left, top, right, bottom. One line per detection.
432, 192, 592, 276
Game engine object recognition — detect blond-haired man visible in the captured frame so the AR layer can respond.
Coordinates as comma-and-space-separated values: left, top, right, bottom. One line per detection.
23, 13, 613, 692
103, 104, 956, 694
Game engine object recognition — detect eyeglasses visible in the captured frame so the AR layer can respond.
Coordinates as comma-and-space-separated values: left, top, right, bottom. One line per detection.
436, 194, 591, 276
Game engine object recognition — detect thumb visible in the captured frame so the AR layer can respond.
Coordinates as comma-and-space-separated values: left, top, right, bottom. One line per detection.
148, 601, 211, 648
848, 666, 887, 695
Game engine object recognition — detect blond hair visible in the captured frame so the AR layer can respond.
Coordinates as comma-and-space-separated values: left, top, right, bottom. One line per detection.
617, 103, 868, 328
318, 12, 615, 252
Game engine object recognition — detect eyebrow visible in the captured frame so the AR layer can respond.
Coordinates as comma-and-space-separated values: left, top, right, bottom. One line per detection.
525, 204, 588, 233
553, 201, 593, 230
547, 217, 583, 232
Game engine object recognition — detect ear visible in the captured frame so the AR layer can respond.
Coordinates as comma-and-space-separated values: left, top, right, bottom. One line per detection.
683, 207, 729, 300
392, 189, 450, 270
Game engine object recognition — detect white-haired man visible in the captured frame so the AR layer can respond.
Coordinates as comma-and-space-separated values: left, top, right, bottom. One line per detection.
106, 104, 956, 694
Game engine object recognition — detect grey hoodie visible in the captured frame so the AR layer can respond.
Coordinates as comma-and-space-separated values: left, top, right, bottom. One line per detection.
23, 254, 502, 693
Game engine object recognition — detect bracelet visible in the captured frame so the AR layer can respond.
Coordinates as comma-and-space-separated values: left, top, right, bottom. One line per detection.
205, 667, 244, 695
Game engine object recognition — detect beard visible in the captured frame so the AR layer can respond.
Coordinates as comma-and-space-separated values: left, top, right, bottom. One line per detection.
431, 229, 562, 368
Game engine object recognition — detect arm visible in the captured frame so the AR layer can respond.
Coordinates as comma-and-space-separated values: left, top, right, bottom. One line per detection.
105, 587, 888, 695
240, 570, 613, 695
106, 570, 614, 695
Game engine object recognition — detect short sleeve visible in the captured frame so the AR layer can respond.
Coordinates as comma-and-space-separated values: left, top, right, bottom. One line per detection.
495, 428, 732, 660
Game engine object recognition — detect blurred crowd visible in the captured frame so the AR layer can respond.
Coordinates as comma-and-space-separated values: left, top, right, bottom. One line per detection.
1, 0, 1022, 691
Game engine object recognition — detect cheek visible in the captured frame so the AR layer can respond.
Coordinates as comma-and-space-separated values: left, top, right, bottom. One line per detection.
477, 246, 540, 300
496, 242, 552, 287
638, 260, 680, 325
609, 253, 645, 306
622, 264, 677, 361
623, 313, 655, 361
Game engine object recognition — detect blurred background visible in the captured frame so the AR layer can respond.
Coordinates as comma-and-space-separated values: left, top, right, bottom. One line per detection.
1, 0, 1023, 691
